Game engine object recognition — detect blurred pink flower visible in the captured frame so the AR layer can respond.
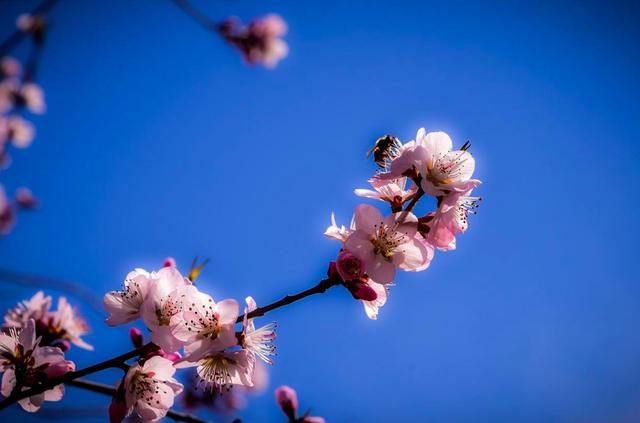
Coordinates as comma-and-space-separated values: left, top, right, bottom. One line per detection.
6, 116, 35, 148
47, 296, 93, 351
0, 319, 75, 412
220, 14, 288, 68
121, 356, 183, 422
0, 57, 21, 79
344, 204, 431, 284
4, 290, 51, 328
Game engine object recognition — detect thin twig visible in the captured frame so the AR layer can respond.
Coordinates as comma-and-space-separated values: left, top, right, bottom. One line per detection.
169, 0, 219, 32
236, 277, 341, 323
0, 343, 159, 410
0, 0, 61, 56
67, 379, 215, 423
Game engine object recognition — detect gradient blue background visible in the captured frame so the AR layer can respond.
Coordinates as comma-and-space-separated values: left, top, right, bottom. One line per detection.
1, 0, 639, 422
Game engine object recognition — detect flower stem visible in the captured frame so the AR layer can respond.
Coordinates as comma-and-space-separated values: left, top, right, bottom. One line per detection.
67, 379, 215, 423
236, 277, 341, 323
0, 342, 159, 411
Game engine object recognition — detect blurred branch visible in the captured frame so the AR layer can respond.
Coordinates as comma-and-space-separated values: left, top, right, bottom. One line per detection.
169, 0, 220, 32
68, 379, 216, 423
0, 267, 103, 313
0, 0, 61, 56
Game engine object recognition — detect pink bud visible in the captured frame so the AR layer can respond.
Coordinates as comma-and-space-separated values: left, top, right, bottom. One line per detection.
344, 280, 378, 301
15, 187, 38, 209
129, 327, 144, 348
335, 249, 364, 281
163, 257, 176, 268
275, 385, 298, 421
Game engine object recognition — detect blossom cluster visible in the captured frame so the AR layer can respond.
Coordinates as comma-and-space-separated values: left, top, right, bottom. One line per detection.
0, 289, 90, 412
325, 128, 481, 319
218, 14, 288, 68
0, 184, 37, 235
103, 262, 276, 421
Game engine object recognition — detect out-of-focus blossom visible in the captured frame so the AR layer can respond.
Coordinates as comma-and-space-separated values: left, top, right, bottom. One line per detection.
344, 204, 431, 284
16, 14, 47, 43
275, 385, 325, 423
6, 116, 35, 148
45, 297, 93, 351
0, 319, 75, 412
355, 177, 417, 211
0, 80, 46, 115
163, 257, 176, 268
174, 291, 239, 362
177, 349, 255, 393
120, 356, 183, 422
104, 268, 152, 326
0, 184, 16, 235
15, 187, 38, 209
219, 14, 288, 68
241, 296, 276, 365
0, 57, 21, 79
4, 291, 51, 328
140, 267, 191, 353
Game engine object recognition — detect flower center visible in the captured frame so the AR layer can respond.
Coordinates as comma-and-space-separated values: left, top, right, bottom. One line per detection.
370, 223, 405, 260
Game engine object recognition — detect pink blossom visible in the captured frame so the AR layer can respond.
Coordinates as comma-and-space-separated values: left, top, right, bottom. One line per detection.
0, 80, 45, 114
122, 356, 183, 421
174, 290, 239, 362
0, 184, 15, 236
355, 177, 417, 211
0, 57, 21, 78
6, 116, 35, 148
163, 257, 176, 268
104, 268, 153, 326
344, 204, 432, 284
241, 296, 276, 364
0, 319, 75, 412
140, 267, 191, 353
275, 385, 325, 423
4, 290, 51, 328
324, 211, 354, 242
177, 349, 255, 392
422, 185, 481, 251
47, 297, 93, 351
219, 14, 288, 68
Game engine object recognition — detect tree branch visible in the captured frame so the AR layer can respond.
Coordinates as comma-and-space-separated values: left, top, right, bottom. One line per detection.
236, 277, 341, 324
0, 343, 159, 411
169, 0, 220, 33
67, 379, 215, 423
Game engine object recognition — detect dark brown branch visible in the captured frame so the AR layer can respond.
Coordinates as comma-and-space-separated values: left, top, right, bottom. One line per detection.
236, 277, 341, 323
0, 0, 61, 56
67, 379, 214, 423
0, 343, 159, 410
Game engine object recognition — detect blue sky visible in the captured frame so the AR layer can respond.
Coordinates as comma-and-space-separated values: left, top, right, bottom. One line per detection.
1, 0, 640, 422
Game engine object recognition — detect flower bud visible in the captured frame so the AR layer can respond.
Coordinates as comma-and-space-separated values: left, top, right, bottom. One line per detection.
275, 385, 298, 421
109, 396, 128, 423
15, 187, 38, 209
51, 339, 71, 352
344, 280, 378, 301
335, 249, 364, 282
129, 327, 144, 348
163, 257, 176, 268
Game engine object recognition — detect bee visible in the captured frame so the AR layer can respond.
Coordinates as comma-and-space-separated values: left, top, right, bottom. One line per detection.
366, 135, 402, 168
